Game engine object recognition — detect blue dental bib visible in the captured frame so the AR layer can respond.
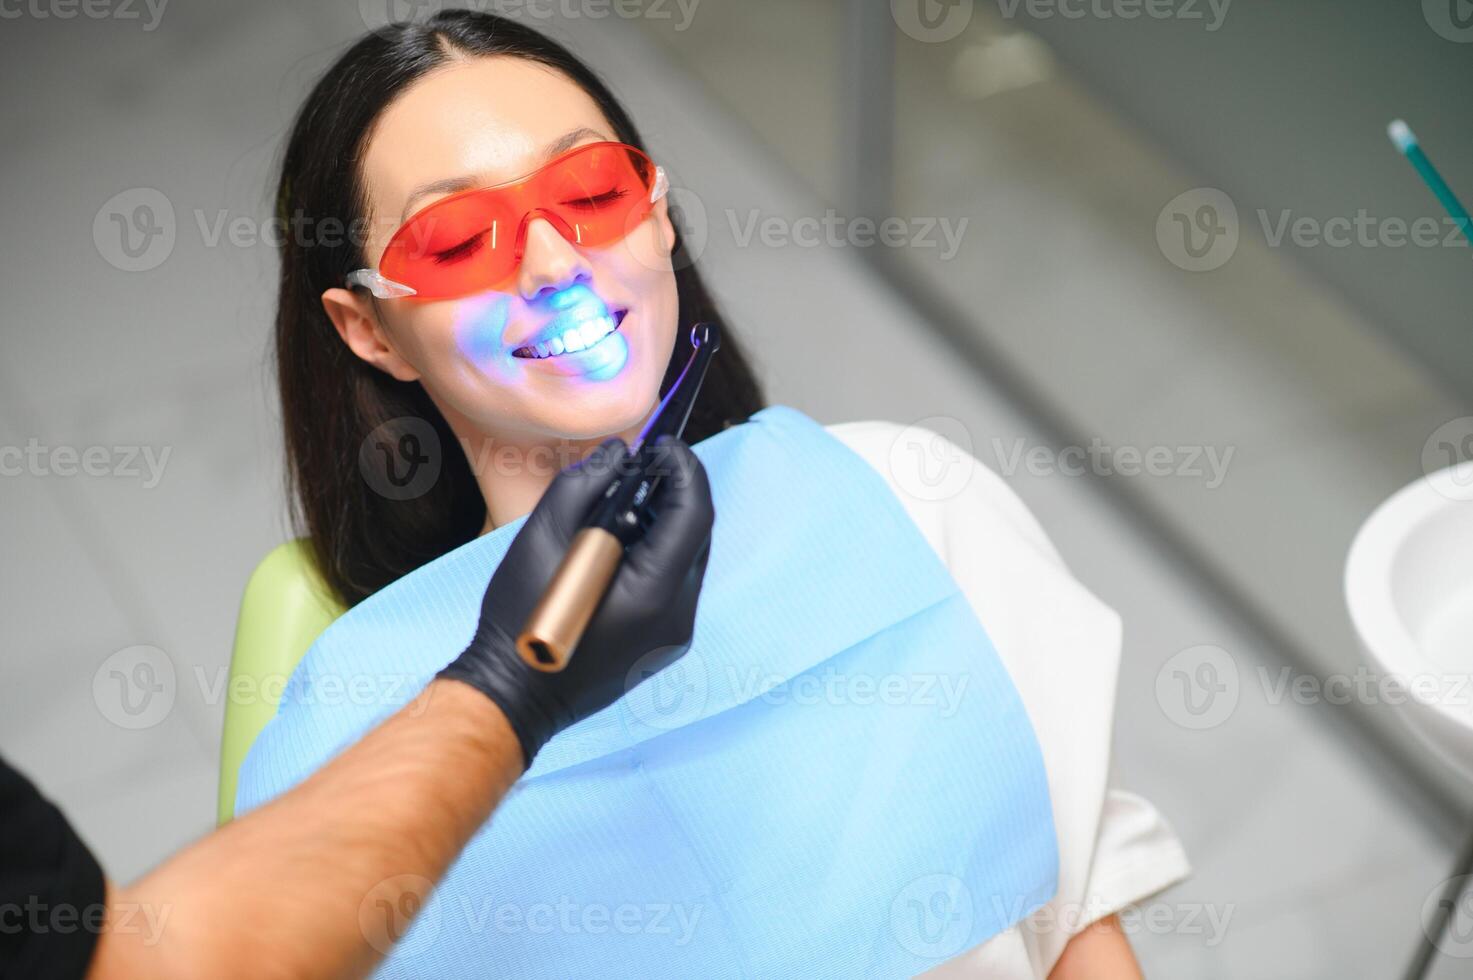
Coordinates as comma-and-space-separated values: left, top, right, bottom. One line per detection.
237, 404, 1057, 977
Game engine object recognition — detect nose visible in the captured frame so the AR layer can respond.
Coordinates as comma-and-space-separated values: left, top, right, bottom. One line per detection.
516, 214, 593, 302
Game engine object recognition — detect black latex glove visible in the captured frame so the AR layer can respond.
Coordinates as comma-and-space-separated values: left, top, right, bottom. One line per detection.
437, 434, 715, 771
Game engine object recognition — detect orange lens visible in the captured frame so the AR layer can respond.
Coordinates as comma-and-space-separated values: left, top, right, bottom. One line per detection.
378, 142, 657, 301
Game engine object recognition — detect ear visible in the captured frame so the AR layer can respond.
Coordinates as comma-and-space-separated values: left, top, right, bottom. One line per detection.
321, 287, 421, 383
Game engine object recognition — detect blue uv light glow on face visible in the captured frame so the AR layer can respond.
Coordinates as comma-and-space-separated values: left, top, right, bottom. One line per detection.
237, 403, 1059, 978
519, 283, 628, 379
455, 283, 629, 384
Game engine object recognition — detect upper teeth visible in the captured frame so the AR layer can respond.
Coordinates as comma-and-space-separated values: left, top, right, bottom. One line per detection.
522, 313, 618, 359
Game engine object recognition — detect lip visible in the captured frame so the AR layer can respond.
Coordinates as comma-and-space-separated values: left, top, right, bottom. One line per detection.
512, 306, 628, 360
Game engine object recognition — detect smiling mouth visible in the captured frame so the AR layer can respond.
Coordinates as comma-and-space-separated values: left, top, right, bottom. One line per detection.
512, 308, 629, 360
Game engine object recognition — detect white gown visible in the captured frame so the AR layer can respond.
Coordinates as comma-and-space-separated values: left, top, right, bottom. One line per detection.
826, 420, 1192, 978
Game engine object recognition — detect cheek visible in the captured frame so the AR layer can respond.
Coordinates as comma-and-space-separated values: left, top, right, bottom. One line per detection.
615, 232, 680, 335
450, 295, 514, 375
618, 215, 678, 289
386, 297, 516, 389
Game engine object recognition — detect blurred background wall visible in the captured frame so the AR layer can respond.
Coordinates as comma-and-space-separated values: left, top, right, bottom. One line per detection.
2, 1, 1471, 975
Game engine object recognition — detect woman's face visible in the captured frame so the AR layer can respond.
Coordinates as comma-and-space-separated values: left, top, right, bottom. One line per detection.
325, 56, 679, 446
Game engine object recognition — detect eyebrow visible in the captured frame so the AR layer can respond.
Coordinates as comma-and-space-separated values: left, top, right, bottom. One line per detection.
398, 127, 612, 222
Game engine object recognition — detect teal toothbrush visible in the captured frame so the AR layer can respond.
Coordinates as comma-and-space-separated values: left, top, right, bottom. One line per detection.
1388, 119, 1471, 245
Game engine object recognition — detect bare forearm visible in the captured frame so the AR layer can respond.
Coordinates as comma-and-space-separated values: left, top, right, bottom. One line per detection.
90, 679, 522, 980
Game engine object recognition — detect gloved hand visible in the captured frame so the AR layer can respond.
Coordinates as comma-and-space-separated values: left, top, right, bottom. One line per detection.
437, 434, 715, 771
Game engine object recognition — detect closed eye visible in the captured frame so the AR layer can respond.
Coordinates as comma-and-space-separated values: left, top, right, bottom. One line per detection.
561, 187, 630, 212
432, 230, 488, 265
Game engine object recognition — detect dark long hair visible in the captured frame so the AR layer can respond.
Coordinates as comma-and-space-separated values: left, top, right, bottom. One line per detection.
273, 9, 765, 608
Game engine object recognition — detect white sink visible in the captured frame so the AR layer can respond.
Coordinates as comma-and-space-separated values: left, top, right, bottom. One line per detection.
1346, 462, 1473, 782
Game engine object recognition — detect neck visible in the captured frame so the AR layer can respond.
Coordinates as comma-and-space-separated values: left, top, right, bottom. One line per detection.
443, 406, 657, 536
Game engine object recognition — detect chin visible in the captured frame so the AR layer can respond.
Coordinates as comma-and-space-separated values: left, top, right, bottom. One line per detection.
556, 377, 661, 441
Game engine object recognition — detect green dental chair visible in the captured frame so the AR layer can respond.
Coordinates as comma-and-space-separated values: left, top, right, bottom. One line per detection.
217, 540, 345, 826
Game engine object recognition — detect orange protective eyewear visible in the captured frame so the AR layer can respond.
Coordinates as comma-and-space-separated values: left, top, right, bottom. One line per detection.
347, 141, 668, 301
